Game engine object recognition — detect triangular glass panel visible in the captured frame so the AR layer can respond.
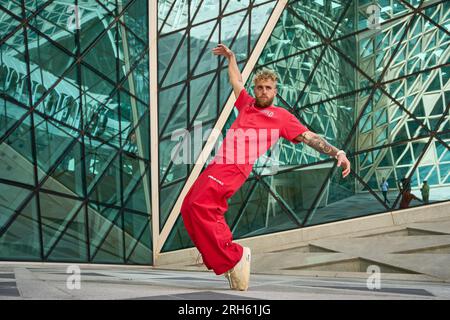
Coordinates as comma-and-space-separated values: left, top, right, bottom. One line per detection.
191, 21, 219, 77
305, 162, 387, 227
159, 0, 188, 35
159, 83, 187, 137
159, 32, 187, 88
87, 148, 121, 206
161, 214, 194, 252
88, 204, 124, 263
160, 179, 185, 232
38, 192, 83, 257
124, 211, 151, 264
250, 1, 277, 52
193, 0, 220, 25
46, 203, 87, 262
124, 171, 151, 214
0, 114, 35, 185
41, 138, 84, 197
34, 112, 79, 182
0, 183, 31, 230
0, 194, 41, 259
224, 10, 248, 61
232, 179, 298, 238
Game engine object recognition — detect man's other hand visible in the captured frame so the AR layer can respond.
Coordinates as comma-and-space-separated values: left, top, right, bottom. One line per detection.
337, 153, 351, 178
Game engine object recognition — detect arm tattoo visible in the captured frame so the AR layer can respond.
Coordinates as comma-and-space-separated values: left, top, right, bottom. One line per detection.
301, 131, 339, 157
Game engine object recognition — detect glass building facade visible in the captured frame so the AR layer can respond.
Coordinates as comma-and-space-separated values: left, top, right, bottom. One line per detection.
0, 0, 449, 264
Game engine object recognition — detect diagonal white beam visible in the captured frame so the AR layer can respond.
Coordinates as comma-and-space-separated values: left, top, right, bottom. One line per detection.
155, 0, 288, 261
149, 0, 160, 264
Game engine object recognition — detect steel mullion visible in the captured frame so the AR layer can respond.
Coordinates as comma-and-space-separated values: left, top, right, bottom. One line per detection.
159, 0, 276, 38
94, 0, 148, 46
0, 137, 80, 240
89, 162, 151, 261
19, 0, 44, 260
44, 199, 87, 260
298, 61, 449, 112
157, 0, 179, 35
114, 1, 126, 264
398, 0, 450, 37
159, 57, 247, 91
187, 0, 191, 144
0, 0, 54, 47
158, 0, 206, 87
54, 160, 149, 261
0, 2, 148, 108
230, 179, 258, 233
258, 175, 303, 226
0, 93, 149, 166
158, 0, 235, 138
73, 0, 91, 262
288, 0, 353, 110
125, 215, 152, 263
0, 6, 148, 147
350, 169, 390, 211
327, 42, 436, 137
217, 0, 221, 141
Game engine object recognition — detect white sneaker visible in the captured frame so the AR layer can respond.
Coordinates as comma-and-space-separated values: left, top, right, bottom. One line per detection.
224, 247, 251, 291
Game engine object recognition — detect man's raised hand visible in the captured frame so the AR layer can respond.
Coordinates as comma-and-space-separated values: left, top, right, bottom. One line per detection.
212, 43, 234, 59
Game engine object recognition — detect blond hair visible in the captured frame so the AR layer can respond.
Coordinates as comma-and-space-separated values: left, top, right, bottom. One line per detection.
253, 68, 278, 85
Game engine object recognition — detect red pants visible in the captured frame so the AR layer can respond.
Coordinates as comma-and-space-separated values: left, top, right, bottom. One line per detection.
180, 162, 248, 275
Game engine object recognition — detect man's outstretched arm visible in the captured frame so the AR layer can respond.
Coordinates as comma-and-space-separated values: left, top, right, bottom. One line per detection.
212, 44, 244, 98
295, 131, 351, 178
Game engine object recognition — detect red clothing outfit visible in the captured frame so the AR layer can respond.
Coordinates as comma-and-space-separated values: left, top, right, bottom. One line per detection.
181, 89, 309, 275
399, 191, 419, 209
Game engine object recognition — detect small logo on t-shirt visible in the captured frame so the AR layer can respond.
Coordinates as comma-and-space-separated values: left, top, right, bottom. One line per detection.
262, 110, 274, 117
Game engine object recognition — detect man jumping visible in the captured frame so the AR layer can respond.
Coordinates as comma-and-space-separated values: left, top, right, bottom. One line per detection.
180, 44, 351, 291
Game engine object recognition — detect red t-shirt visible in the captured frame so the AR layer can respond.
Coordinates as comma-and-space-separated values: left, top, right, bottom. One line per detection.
211, 89, 309, 176
399, 192, 419, 209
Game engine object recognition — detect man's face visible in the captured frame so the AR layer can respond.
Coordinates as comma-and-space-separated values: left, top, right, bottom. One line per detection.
254, 79, 277, 108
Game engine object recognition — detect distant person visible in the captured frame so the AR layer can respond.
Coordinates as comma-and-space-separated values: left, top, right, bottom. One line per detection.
399, 179, 422, 209
380, 177, 390, 204
420, 180, 430, 204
